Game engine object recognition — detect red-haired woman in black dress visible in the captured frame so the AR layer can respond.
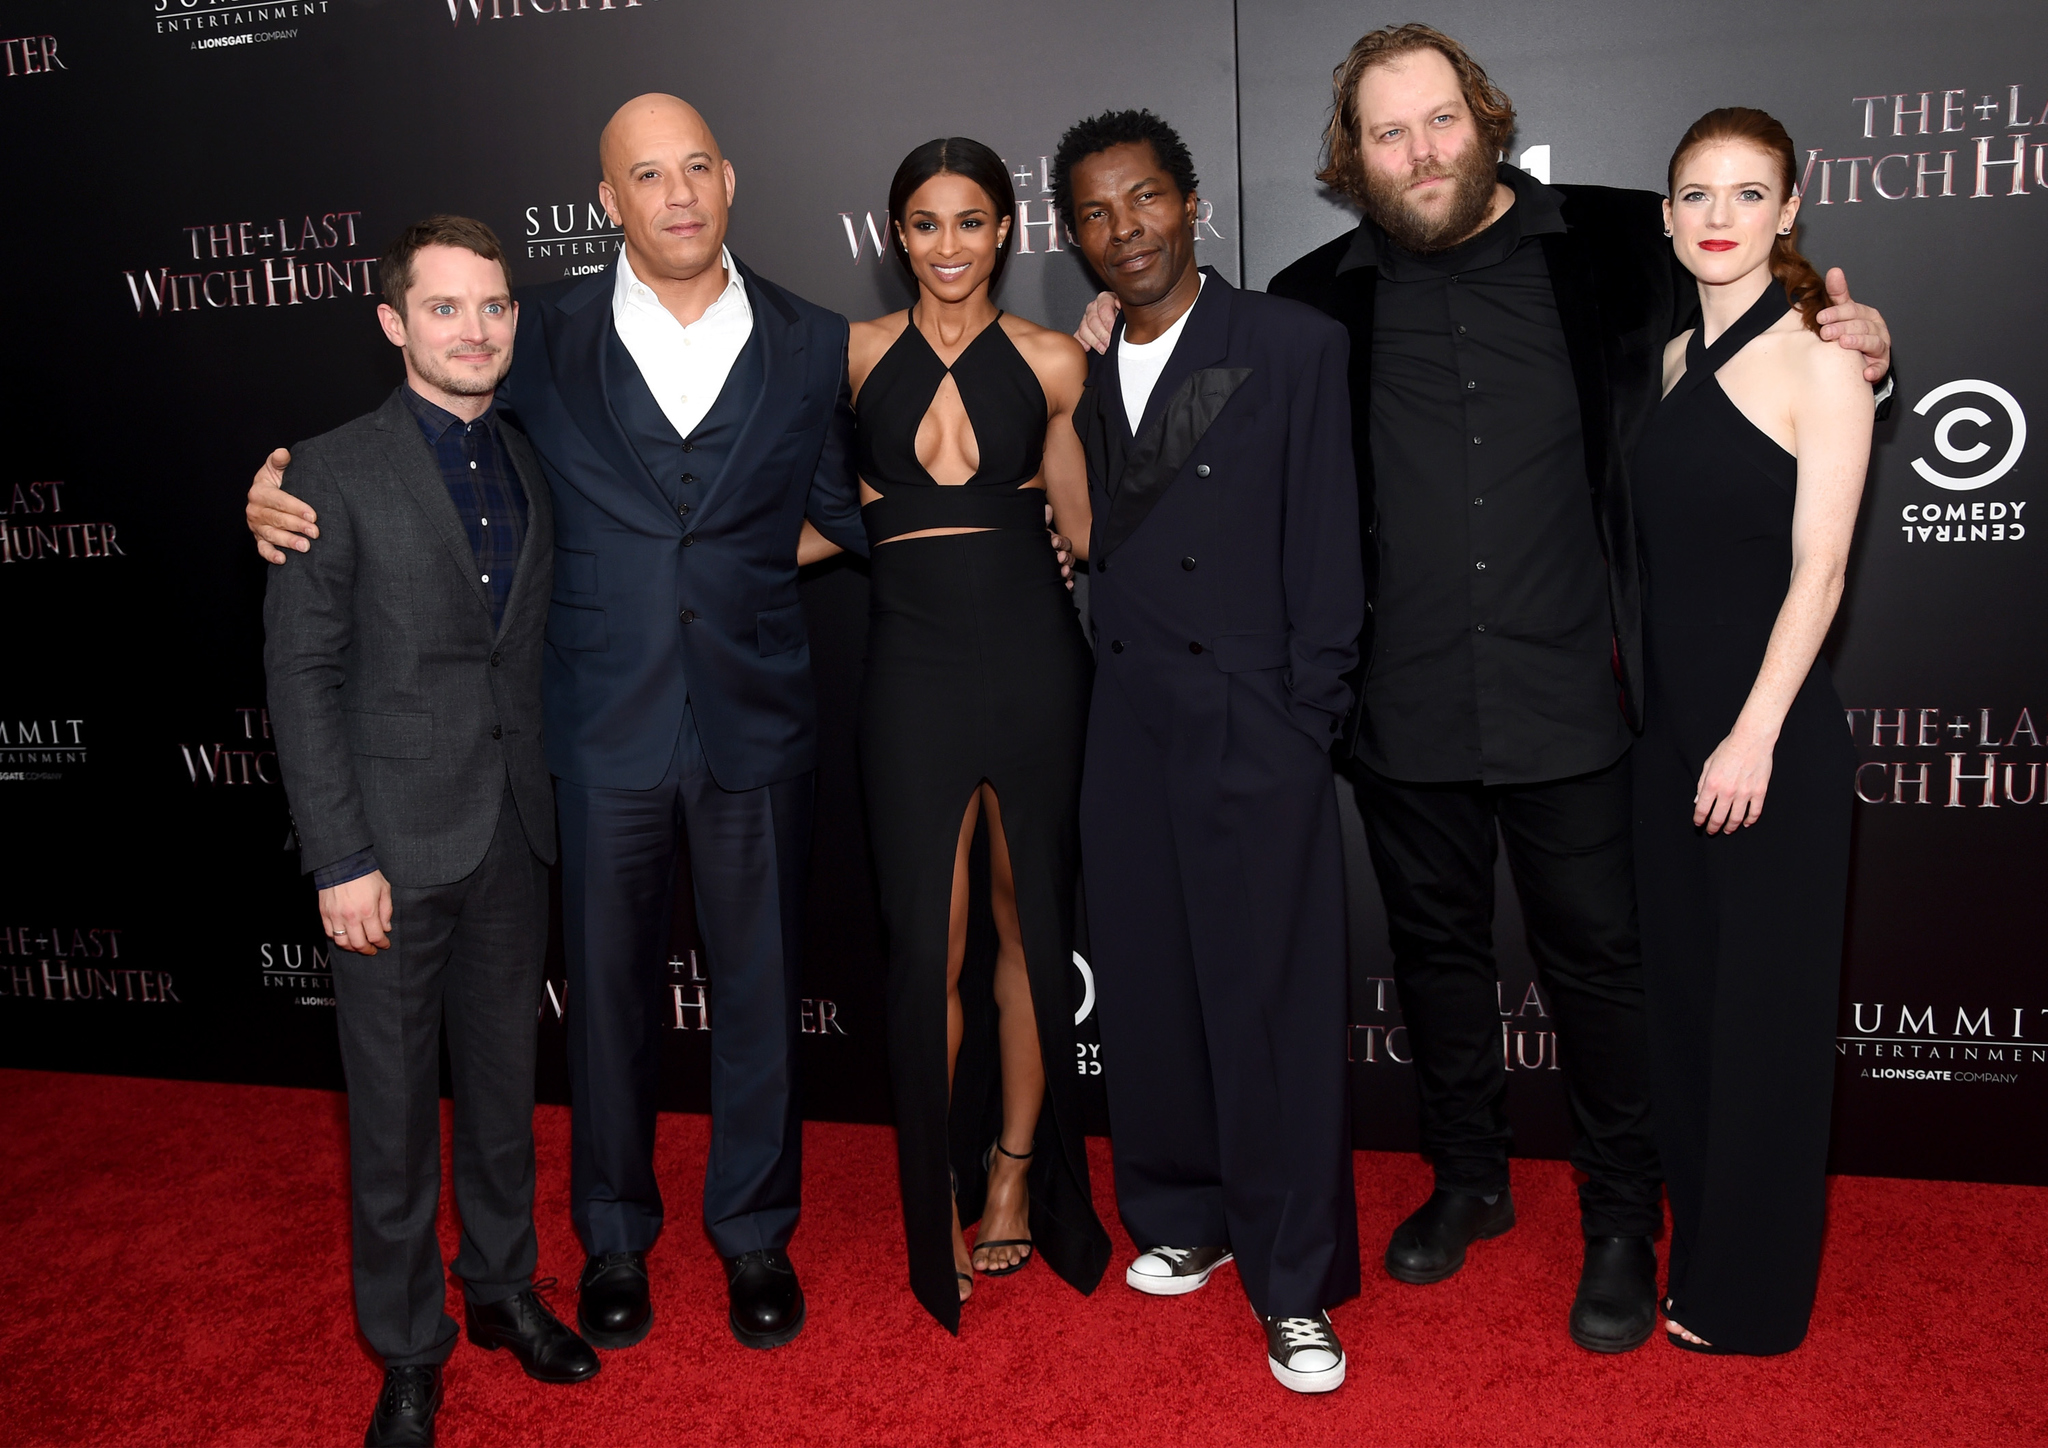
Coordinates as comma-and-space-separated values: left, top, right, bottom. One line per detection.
1632, 107, 1873, 1355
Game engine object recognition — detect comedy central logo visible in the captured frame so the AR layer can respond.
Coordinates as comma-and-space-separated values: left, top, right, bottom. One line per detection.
1897, 380, 2028, 545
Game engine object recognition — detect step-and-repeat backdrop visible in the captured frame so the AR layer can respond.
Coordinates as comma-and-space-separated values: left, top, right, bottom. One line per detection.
3, 0, 2040, 1185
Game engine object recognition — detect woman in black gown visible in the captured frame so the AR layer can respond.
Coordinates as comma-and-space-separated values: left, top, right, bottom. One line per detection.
1631, 107, 1873, 1356
803, 138, 1106, 1332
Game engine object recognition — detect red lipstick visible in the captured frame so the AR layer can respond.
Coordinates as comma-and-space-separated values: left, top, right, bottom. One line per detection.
1699, 240, 1739, 252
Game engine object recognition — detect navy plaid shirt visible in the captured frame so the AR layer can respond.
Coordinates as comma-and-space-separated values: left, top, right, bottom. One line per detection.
402, 385, 527, 629
311, 387, 528, 892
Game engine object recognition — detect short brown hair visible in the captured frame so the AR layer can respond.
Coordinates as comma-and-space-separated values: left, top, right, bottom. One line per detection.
378, 215, 512, 312
1316, 24, 1516, 206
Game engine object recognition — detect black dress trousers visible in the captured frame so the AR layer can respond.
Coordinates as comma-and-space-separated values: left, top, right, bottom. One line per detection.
1354, 755, 1661, 1237
329, 787, 549, 1367
555, 704, 810, 1259
1083, 659, 1360, 1318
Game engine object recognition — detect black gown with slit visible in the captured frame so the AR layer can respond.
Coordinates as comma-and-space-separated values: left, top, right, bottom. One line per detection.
854, 314, 1110, 1332
1630, 283, 1855, 1355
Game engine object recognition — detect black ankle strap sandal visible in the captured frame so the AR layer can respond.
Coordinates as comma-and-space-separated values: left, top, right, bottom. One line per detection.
973, 1138, 1037, 1277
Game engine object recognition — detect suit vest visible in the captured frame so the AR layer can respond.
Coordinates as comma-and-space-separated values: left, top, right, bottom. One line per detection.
603, 312, 768, 509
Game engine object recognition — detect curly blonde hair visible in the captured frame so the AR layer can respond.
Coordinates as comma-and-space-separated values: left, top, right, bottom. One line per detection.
1316, 23, 1516, 205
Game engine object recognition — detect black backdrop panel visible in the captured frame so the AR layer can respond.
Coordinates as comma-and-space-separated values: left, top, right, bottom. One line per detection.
4, 0, 2044, 1185
1238, 0, 2048, 1184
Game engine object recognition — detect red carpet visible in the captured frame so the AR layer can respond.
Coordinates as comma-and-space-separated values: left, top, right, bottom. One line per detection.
1, 1070, 2041, 1446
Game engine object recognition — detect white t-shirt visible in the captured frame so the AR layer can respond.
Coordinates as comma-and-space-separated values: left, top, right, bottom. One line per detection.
611, 247, 754, 440
1117, 272, 1205, 430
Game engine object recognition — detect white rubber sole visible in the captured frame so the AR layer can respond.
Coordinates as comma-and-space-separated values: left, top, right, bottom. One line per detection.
1270, 1351, 1346, 1394
1125, 1252, 1233, 1296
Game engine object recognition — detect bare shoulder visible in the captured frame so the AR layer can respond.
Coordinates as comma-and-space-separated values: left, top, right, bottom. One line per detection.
848, 310, 911, 391
1787, 321, 1877, 411
1001, 313, 1089, 400
1661, 331, 1691, 392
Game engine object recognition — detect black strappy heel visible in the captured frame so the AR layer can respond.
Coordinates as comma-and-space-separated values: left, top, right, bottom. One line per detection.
973, 1139, 1036, 1277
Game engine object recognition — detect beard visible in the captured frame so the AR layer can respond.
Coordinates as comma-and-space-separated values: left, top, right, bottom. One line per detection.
1358, 142, 1500, 254
408, 339, 510, 397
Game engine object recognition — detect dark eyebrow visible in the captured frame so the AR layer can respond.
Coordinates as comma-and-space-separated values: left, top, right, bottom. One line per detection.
627, 149, 714, 171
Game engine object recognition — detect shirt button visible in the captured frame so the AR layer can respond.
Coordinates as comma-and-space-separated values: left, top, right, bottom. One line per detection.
1188, 641, 1204, 655
480, 516, 490, 526
679, 609, 697, 624
1465, 380, 1477, 390
491, 725, 503, 739
1476, 623, 1488, 633
1472, 436, 1482, 445
1110, 640, 1125, 654
678, 394, 689, 406
1475, 560, 1487, 570
1194, 464, 1211, 478
470, 460, 478, 469
480, 573, 490, 583
1181, 557, 1196, 571
1457, 325, 1468, 335
1473, 497, 1484, 506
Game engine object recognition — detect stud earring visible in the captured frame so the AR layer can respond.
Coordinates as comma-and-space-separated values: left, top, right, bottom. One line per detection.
1778, 226, 1792, 235
1662, 228, 1672, 237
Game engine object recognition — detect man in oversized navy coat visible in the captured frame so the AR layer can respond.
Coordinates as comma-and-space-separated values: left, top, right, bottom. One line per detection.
247, 95, 867, 1354
1052, 110, 1364, 1395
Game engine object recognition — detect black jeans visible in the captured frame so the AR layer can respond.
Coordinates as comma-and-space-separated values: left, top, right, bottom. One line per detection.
331, 788, 549, 1367
1354, 754, 1661, 1238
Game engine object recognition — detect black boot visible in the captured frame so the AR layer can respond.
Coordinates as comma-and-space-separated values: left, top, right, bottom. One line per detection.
465, 1282, 602, 1382
724, 1248, 806, 1349
577, 1251, 652, 1349
1568, 1235, 1659, 1353
363, 1365, 441, 1448
1383, 1187, 1516, 1284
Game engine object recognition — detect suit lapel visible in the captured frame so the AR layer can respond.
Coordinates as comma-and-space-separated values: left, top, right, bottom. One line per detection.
1540, 228, 1613, 488
496, 423, 552, 642
1096, 273, 1251, 559
550, 263, 672, 513
374, 392, 493, 620
683, 254, 793, 535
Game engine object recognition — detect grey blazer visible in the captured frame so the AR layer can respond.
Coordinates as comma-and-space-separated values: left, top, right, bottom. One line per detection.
264, 387, 556, 888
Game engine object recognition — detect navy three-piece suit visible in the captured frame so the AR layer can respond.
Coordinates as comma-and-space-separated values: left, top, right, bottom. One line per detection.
1078, 271, 1365, 1316
497, 255, 866, 1258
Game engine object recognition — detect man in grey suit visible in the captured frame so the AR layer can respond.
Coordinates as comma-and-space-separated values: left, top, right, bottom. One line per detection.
264, 216, 598, 1448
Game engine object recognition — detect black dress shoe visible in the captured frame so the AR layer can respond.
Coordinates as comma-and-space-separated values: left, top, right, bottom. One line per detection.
578, 1251, 652, 1349
1384, 1187, 1516, 1284
724, 1248, 805, 1350
466, 1282, 602, 1383
364, 1364, 441, 1448
1569, 1235, 1659, 1353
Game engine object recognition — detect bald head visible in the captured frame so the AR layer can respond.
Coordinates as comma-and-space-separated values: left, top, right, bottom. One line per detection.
600, 93, 720, 184
596, 92, 736, 293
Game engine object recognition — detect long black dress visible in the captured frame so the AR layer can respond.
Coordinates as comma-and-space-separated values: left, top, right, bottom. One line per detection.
854, 314, 1110, 1333
1630, 283, 1854, 1355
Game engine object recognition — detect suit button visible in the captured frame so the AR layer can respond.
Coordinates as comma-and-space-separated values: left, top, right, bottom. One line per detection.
679, 503, 692, 517
1188, 641, 1203, 655
1110, 640, 1125, 654
1181, 557, 1196, 571
680, 473, 697, 485
490, 651, 502, 667
681, 441, 696, 454
680, 609, 697, 624
491, 725, 502, 740
1194, 464, 1211, 478
683, 533, 696, 547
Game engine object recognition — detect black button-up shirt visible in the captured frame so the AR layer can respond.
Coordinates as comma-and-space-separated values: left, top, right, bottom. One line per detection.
402, 385, 527, 632
312, 387, 528, 892
1347, 164, 1627, 786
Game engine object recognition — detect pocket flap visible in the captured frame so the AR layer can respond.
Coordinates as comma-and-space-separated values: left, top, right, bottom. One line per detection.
756, 602, 808, 657
345, 709, 433, 759
547, 600, 608, 652
554, 547, 598, 598
1210, 630, 1290, 673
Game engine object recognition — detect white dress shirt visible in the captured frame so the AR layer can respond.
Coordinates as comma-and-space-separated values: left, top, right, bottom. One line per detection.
611, 246, 755, 440
1118, 271, 1205, 428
